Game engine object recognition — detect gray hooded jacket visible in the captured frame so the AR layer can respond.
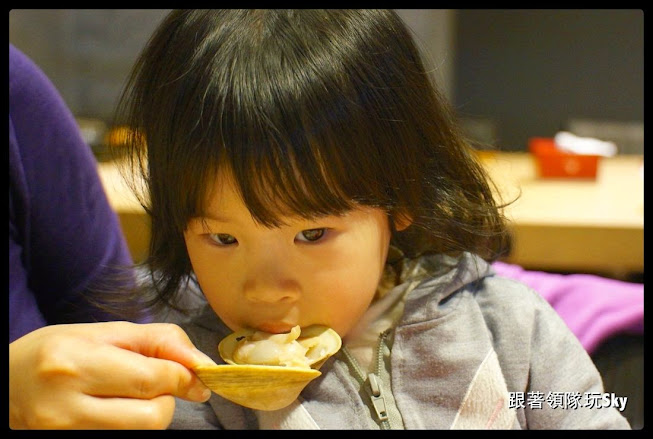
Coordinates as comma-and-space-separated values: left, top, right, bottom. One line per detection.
166, 253, 630, 429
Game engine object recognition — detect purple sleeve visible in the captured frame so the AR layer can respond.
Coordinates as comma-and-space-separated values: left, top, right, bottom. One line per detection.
9, 44, 139, 343
491, 261, 643, 354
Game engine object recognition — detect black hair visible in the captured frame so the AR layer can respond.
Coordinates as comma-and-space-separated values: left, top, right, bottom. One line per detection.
114, 9, 511, 311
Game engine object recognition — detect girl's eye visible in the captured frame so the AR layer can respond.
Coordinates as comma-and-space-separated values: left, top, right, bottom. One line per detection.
295, 228, 327, 243
209, 233, 238, 246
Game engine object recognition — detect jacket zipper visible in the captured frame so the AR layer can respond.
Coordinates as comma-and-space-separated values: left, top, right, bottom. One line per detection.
341, 330, 392, 429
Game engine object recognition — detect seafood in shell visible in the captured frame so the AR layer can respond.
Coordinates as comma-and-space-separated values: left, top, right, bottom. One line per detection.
194, 325, 341, 411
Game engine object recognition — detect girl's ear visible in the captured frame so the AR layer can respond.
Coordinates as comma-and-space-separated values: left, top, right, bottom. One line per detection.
393, 211, 413, 232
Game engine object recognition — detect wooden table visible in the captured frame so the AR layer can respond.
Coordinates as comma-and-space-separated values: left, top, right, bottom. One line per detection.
479, 152, 644, 277
99, 152, 644, 277
98, 161, 152, 264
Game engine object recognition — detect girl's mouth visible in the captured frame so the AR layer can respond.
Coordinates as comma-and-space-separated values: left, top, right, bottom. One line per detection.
256, 322, 297, 334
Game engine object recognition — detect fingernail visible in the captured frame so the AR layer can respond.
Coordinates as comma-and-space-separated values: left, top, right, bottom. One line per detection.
199, 387, 212, 402
189, 384, 212, 402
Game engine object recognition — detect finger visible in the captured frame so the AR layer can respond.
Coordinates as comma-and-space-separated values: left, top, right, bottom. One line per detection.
69, 339, 211, 402
45, 394, 177, 430
87, 322, 217, 369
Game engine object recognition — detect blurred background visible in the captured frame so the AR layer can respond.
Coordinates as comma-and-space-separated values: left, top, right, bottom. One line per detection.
9, 9, 644, 156
9, 9, 644, 428
9, 9, 644, 278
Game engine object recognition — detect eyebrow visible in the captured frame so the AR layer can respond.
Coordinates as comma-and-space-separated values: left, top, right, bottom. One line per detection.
187, 214, 235, 234
197, 213, 229, 222
192, 210, 347, 230
196, 213, 233, 223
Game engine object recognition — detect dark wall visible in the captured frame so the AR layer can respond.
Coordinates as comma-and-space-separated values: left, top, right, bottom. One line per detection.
9, 9, 171, 122
10, 9, 643, 154
453, 9, 643, 152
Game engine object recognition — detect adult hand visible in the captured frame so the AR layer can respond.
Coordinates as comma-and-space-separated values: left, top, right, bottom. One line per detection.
9, 321, 217, 429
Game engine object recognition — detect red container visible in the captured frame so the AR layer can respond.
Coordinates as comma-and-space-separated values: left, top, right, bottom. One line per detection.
528, 137, 600, 179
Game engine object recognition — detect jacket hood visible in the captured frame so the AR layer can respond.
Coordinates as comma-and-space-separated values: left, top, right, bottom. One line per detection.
400, 252, 494, 326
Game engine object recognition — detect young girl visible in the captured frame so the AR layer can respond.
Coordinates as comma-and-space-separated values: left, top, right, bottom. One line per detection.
115, 10, 630, 429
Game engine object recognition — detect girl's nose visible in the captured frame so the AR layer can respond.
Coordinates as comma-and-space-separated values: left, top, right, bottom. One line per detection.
243, 257, 301, 304
243, 275, 301, 304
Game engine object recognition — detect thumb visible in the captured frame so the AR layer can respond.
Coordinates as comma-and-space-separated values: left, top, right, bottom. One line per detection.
96, 321, 218, 369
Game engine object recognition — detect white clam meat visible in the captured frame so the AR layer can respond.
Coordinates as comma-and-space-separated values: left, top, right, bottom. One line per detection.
195, 324, 341, 411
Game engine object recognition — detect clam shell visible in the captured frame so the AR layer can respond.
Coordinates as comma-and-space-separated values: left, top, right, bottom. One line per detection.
195, 325, 341, 411
219, 325, 342, 369
194, 364, 321, 411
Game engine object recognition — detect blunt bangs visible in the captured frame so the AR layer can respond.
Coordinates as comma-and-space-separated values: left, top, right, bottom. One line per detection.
178, 9, 423, 227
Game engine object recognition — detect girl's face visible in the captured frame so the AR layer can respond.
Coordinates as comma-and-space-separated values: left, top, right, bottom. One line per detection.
183, 172, 393, 338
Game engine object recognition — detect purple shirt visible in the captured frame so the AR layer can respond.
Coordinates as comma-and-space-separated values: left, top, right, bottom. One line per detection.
9, 44, 137, 342
492, 261, 643, 354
